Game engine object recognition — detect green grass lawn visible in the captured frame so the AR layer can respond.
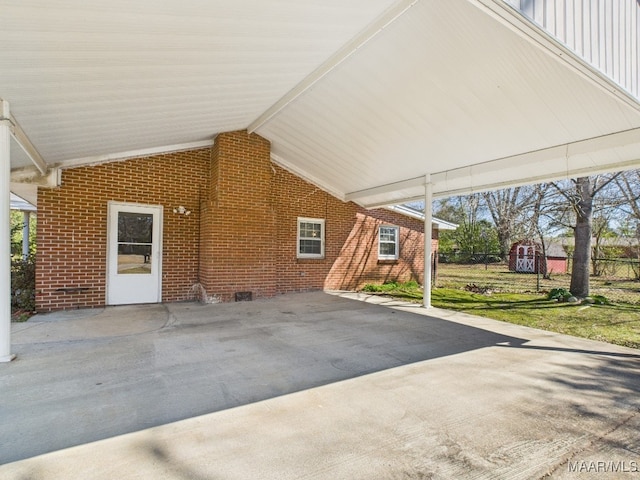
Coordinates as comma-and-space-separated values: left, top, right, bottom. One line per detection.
432, 288, 640, 349
362, 276, 640, 350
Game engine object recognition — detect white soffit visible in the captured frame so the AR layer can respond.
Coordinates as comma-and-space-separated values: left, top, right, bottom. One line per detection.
256, 0, 640, 207
1, 0, 397, 167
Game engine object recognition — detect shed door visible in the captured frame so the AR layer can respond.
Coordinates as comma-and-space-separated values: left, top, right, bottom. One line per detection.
107, 202, 162, 305
515, 245, 535, 273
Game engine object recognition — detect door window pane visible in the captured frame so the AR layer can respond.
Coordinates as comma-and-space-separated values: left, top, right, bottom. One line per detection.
117, 212, 153, 274
117, 245, 152, 274
118, 212, 153, 243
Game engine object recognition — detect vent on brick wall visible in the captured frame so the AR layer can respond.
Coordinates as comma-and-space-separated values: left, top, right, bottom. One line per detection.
55, 287, 91, 294
235, 291, 253, 302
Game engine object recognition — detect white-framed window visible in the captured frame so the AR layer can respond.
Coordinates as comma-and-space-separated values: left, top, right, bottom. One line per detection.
379, 225, 399, 260
297, 217, 325, 259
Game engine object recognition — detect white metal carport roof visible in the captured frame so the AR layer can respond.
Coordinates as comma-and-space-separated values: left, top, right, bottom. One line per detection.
3, 0, 640, 207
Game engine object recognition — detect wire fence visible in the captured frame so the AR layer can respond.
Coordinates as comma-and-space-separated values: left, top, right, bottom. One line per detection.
585, 257, 640, 281
435, 252, 640, 303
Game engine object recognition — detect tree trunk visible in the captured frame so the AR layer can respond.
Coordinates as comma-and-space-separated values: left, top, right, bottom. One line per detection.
569, 177, 593, 298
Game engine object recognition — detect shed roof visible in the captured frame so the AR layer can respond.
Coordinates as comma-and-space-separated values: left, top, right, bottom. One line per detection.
543, 242, 567, 259
4, 1, 640, 207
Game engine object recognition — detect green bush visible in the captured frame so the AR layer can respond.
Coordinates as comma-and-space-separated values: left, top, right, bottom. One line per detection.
11, 256, 36, 313
588, 294, 610, 305
547, 288, 572, 301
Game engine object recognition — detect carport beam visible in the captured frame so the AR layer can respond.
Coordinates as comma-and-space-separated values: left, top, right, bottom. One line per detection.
0, 100, 16, 362
423, 175, 433, 309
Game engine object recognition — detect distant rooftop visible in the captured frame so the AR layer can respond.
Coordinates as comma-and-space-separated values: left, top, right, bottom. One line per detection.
10, 193, 36, 212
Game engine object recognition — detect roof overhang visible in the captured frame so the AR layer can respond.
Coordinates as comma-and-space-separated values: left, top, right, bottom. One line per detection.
3, 0, 640, 208
387, 205, 458, 230
10, 193, 36, 212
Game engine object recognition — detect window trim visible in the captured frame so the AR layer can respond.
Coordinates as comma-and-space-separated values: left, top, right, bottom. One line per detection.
378, 224, 399, 260
297, 217, 325, 259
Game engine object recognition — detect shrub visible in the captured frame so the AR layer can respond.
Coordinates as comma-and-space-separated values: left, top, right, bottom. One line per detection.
11, 256, 36, 313
547, 288, 572, 302
588, 294, 610, 305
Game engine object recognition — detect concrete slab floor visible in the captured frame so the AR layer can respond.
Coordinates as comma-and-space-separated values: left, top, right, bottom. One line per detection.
1, 291, 639, 479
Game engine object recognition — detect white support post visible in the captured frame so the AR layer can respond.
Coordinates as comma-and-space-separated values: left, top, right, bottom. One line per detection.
423, 174, 433, 309
0, 100, 16, 362
22, 211, 30, 260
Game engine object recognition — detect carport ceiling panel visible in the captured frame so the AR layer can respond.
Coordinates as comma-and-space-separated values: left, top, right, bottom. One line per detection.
257, 0, 640, 200
1, 0, 397, 165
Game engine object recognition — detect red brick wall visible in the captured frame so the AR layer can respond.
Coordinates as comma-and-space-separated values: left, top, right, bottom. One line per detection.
36, 130, 437, 311
199, 131, 277, 302
272, 165, 435, 293
36, 149, 209, 311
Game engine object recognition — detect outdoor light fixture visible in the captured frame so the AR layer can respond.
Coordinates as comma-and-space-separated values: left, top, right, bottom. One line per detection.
173, 206, 191, 215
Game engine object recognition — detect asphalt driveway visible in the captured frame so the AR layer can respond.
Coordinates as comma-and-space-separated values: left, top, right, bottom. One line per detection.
1, 291, 639, 479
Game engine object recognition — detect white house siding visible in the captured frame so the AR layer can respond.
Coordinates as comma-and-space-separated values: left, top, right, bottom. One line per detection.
506, 0, 640, 99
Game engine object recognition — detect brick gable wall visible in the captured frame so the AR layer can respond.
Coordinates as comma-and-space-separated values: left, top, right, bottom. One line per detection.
35, 130, 436, 311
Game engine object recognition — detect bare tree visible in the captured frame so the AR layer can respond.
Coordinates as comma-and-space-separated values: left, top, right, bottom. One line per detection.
614, 169, 640, 277
482, 186, 537, 260
550, 174, 620, 297
614, 169, 640, 220
434, 194, 490, 258
590, 213, 620, 276
528, 183, 557, 278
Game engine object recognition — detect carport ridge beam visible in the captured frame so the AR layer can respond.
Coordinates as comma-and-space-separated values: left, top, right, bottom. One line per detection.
0, 100, 16, 362
247, 0, 420, 133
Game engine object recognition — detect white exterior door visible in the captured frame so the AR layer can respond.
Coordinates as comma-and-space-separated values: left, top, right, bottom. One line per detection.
515, 245, 535, 273
107, 202, 162, 305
